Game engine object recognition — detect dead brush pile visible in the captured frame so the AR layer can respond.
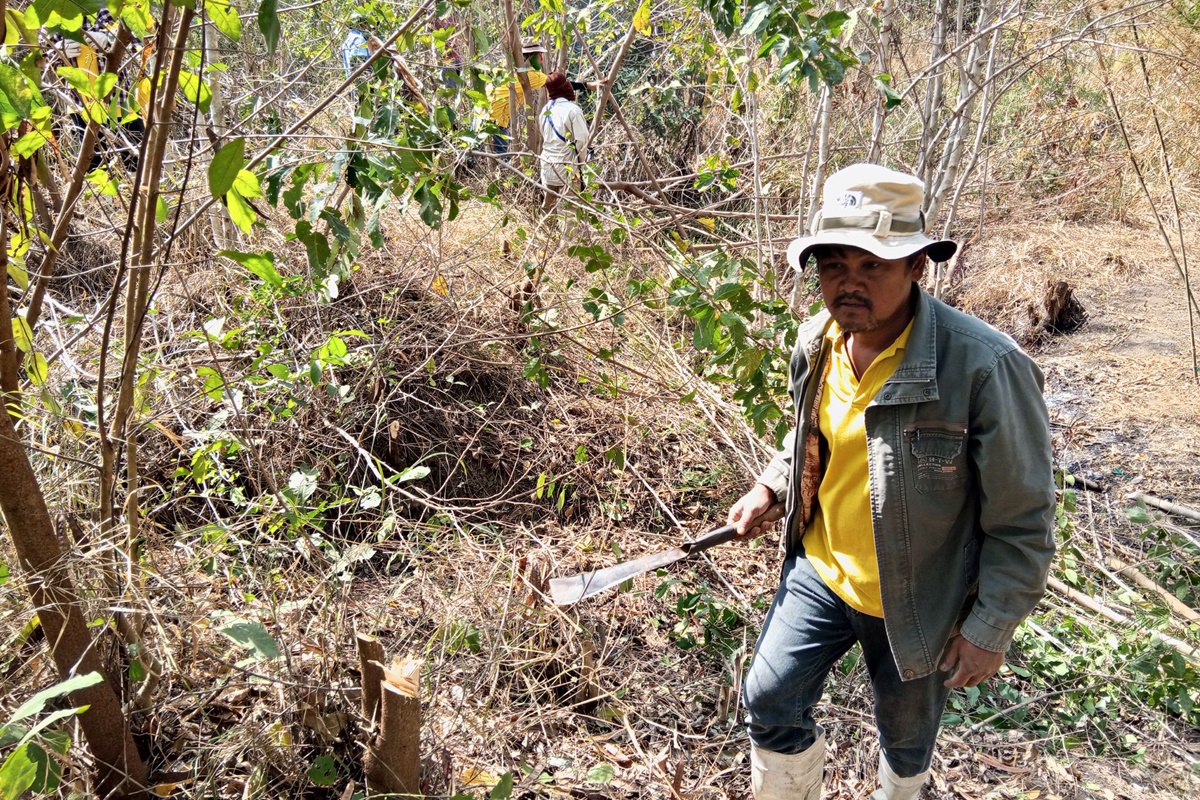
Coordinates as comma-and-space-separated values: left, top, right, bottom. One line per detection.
0, 197, 781, 798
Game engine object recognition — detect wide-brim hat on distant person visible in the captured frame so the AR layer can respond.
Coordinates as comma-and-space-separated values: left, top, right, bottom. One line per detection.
520, 37, 547, 54
786, 163, 958, 270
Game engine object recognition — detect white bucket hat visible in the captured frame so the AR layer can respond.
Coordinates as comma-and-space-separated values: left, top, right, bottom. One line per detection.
520, 37, 547, 54
786, 163, 957, 270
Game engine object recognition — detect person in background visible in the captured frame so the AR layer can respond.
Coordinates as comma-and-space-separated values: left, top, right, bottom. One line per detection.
41, 8, 148, 174
487, 38, 601, 155
538, 71, 589, 212
726, 163, 1056, 800
341, 13, 373, 81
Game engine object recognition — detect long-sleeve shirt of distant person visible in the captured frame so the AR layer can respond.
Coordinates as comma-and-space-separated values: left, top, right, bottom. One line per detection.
538, 97, 589, 188
488, 72, 592, 128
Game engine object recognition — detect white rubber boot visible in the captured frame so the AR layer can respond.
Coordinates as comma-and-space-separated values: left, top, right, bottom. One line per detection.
750, 733, 824, 800
869, 753, 928, 800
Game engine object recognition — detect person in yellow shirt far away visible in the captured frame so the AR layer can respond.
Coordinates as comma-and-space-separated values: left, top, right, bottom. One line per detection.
486, 38, 602, 155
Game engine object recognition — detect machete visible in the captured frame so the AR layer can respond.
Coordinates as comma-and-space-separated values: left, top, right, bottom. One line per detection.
548, 503, 785, 605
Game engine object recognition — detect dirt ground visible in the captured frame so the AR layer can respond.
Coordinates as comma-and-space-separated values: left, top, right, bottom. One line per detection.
937, 219, 1200, 799
957, 220, 1200, 500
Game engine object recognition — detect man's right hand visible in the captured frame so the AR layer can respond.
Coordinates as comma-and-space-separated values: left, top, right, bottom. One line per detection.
727, 484, 779, 538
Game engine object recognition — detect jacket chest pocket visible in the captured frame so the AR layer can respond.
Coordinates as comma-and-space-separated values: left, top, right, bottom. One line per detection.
905, 422, 969, 493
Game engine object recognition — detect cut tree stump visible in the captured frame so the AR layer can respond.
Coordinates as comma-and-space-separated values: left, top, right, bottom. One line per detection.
356, 632, 385, 727
1030, 280, 1087, 339
362, 653, 421, 796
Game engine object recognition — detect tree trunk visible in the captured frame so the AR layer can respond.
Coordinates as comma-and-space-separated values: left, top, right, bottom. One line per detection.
0, 401, 148, 798
917, 0, 949, 186
867, 0, 896, 162
925, 0, 997, 231
503, 0, 539, 154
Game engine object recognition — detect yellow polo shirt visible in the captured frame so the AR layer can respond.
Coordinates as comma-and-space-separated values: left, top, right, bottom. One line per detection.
488, 70, 547, 127
804, 319, 913, 618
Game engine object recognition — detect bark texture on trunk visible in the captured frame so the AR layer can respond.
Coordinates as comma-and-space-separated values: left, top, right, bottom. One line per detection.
0, 404, 148, 798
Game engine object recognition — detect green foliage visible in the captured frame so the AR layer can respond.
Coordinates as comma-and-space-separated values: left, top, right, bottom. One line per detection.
585, 762, 615, 784
306, 754, 338, 786
666, 250, 797, 444
258, 0, 281, 56
489, 772, 513, 800
209, 138, 245, 197
533, 470, 571, 512
435, 619, 482, 655
702, 0, 858, 88
216, 616, 283, 661
0, 672, 102, 799
655, 577, 745, 660
207, 0, 243, 41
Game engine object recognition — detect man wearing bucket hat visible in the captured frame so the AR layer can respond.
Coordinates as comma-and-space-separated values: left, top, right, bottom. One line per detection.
726, 164, 1056, 800
487, 38, 604, 154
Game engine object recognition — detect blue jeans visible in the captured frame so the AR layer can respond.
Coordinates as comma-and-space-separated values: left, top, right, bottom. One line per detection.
744, 553, 952, 777
493, 128, 510, 155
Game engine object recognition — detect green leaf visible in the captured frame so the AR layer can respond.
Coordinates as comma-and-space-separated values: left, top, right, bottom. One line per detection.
286, 467, 318, 502
218, 619, 282, 660
10, 315, 32, 352
86, 166, 119, 196
27, 352, 49, 387
112, 0, 155, 35
0, 742, 38, 800
177, 71, 212, 113
1124, 502, 1151, 525
740, 3, 771, 36
0, 61, 33, 118
11, 130, 48, 157
95, 72, 117, 100
6, 672, 102, 726
195, 366, 226, 400
632, 0, 651, 34
233, 169, 263, 199
156, 195, 170, 223
586, 763, 615, 784
307, 754, 337, 786
489, 772, 514, 800
207, 0, 242, 41
225, 187, 256, 233
55, 66, 93, 97
731, 347, 765, 382
6, 261, 28, 290
874, 73, 902, 109
30, 0, 104, 32
208, 136, 244, 197
257, 0, 280, 56
398, 465, 430, 483
316, 336, 347, 365
219, 249, 284, 287
414, 180, 442, 228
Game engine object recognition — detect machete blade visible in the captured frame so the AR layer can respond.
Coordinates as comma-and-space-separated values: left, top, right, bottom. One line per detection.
548, 545, 688, 605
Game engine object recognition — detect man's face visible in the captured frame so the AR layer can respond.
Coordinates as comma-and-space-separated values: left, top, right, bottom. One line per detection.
814, 246, 924, 334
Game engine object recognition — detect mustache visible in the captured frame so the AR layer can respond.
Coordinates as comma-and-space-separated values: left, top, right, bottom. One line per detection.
833, 292, 872, 308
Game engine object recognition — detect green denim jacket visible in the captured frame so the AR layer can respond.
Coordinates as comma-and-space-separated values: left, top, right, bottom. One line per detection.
757, 287, 1056, 680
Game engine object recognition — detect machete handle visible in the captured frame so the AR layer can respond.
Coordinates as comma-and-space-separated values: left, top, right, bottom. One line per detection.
681, 502, 786, 554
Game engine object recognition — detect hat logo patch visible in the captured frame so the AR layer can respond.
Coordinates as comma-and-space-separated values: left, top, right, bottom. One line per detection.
833, 191, 864, 210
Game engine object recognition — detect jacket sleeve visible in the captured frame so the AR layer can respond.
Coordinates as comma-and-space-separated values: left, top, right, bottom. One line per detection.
960, 348, 1057, 653
756, 429, 795, 503
754, 315, 826, 503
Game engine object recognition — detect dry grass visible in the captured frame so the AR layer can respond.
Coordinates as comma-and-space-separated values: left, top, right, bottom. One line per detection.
5, 187, 1199, 798
4, 3, 1200, 798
